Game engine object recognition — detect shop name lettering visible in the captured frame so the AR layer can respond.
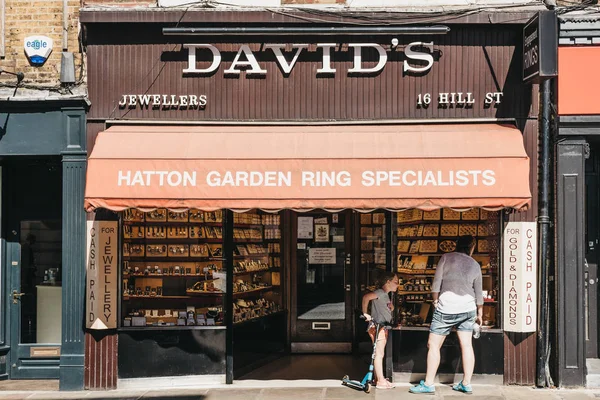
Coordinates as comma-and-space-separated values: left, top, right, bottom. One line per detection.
118, 94, 207, 109
87, 226, 115, 323
183, 41, 436, 76
117, 170, 497, 187
506, 227, 535, 327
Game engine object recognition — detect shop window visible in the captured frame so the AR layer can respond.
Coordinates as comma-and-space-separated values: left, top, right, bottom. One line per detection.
232, 210, 284, 324
359, 211, 387, 292
120, 209, 225, 328
395, 208, 500, 329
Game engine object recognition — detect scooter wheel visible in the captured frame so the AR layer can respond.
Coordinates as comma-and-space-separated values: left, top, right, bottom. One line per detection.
364, 383, 371, 393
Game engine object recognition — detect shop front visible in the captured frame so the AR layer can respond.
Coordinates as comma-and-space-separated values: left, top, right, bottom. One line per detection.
0, 99, 87, 390
555, 16, 600, 387
81, 8, 540, 389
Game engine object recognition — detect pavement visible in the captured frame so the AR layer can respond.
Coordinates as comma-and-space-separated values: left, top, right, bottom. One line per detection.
2, 380, 600, 400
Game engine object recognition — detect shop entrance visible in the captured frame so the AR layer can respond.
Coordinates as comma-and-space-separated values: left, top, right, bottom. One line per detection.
4, 158, 63, 378
585, 143, 600, 359
291, 210, 354, 352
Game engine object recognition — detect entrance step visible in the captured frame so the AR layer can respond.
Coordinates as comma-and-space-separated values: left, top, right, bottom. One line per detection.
587, 358, 600, 388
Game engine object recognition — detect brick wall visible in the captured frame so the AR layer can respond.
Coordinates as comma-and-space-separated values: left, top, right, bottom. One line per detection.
0, 0, 83, 88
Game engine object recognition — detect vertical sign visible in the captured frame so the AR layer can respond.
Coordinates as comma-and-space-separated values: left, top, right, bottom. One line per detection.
523, 10, 557, 83
86, 221, 118, 329
503, 222, 537, 332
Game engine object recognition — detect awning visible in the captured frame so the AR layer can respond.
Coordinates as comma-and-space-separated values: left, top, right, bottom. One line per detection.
84, 124, 531, 212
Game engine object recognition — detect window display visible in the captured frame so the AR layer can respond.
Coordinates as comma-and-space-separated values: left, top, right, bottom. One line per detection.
232, 211, 283, 325
360, 212, 386, 292
120, 209, 285, 328
120, 209, 225, 327
395, 208, 500, 329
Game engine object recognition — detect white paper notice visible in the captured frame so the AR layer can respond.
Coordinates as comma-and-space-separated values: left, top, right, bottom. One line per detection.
298, 217, 314, 239
309, 248, 336, 264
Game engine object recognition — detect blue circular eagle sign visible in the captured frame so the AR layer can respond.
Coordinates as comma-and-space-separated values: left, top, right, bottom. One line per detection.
24, 36, 53, 66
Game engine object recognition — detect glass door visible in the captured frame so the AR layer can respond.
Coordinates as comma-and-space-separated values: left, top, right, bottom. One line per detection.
291, 210, 353, 352
5, 160, 62, 378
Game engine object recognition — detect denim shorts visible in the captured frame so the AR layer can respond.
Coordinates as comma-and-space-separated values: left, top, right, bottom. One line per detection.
429, 309, 476, 336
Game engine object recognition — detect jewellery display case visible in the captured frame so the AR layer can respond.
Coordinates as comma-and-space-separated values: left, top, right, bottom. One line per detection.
120, 208, 225, 328
120, 209, 286, 328
359, 212, 387, 292
394, 208, 500, 329
232, 211, 284, 325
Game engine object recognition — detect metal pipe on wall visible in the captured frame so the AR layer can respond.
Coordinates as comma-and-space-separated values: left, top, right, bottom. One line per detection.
537, 78, 554, 387
63, 0, 68, 51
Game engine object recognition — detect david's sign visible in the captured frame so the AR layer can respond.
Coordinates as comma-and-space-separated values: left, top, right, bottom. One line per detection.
503, 222, 537, 333
184, 41, 436, 76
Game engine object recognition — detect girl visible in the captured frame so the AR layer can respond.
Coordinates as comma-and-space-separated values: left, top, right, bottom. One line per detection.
361, 272, 399, 389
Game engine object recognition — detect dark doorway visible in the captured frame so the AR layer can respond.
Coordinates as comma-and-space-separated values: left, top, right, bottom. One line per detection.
4, 157, 63, 378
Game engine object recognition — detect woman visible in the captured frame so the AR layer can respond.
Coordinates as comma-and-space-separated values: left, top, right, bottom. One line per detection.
409, 234, 483, 395
362, 271, 399, 389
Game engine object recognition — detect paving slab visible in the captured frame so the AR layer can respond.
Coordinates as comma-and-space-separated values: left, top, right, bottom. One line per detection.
140, 388, 209, 398
258, 388, 324, 400
27, 393, 91, 400
554, 392, 596, 400
205, 388, 262, 400
84, 389, 148, 399
0, 381, 58, 392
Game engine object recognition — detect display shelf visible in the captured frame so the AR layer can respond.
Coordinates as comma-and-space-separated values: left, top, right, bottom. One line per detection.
232, 223, 264, 228
396, 220, 489, 226
123, 256, 223, 261
123, 238, 224, 243
234, 254, 268, 259
119, 326, 226, 331
233, 310, 286, 327
397, 253, 489, 257
234, 239, 264, 243
124, 295, 192, 300
124, 274, 215, 279
186, 291, 224, 296
397, 269, 436, 275
233, 286, 274, 297
234, 269, 271, 276
123, 221, 223, 226
397, 235, 488, 240
398, 291, 430, 295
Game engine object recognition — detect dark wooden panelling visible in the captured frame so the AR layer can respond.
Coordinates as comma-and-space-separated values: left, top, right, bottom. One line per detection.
86, 122, 105, 155
504, 116, 539, 385
504, 332, 536, 385
510, 118, 540, 223
85, 26, 530, 122
85, 332, 117, 390
555, 139, 586, 387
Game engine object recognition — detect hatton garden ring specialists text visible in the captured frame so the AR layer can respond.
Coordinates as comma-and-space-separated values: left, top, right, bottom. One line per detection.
117, 170, 497, 188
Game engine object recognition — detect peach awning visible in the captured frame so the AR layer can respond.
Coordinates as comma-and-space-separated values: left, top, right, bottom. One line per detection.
84, 124, 531, 212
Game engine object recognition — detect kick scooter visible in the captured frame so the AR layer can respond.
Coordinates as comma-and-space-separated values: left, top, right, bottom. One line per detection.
341, 315, 391, 393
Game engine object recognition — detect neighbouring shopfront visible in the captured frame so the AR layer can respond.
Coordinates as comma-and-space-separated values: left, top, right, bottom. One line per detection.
0, 100, 87, 390
556, 16, 600, 388
80, 8, 541, 389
